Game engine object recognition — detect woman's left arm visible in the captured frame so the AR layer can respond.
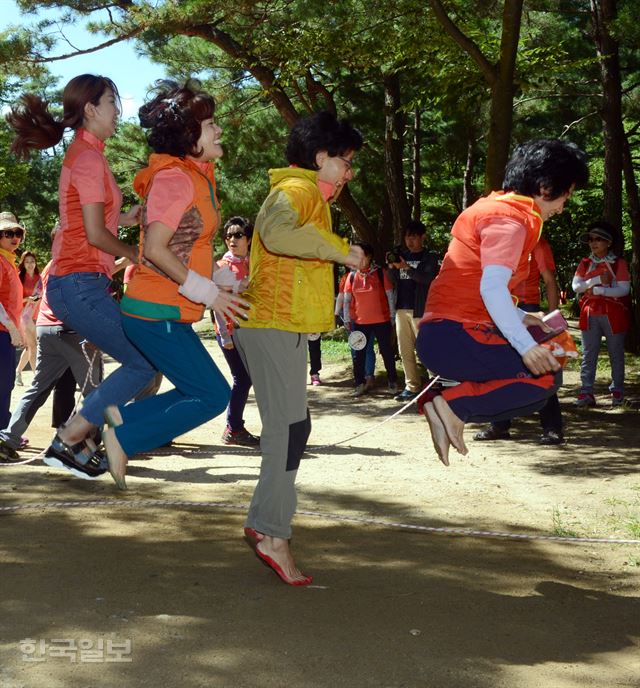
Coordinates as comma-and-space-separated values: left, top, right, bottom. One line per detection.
143, 221, 189, 284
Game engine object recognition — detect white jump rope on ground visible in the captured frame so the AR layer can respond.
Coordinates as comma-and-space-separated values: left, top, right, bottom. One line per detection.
2, 347, 639, 546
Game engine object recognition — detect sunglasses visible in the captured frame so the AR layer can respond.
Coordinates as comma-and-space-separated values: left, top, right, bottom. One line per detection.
225, 232, 246, 240
0, 229, 24, 240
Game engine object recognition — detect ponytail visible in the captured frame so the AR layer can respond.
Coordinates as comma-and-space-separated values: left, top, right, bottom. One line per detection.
5, 74, 119, 159
6, 94, 65, 159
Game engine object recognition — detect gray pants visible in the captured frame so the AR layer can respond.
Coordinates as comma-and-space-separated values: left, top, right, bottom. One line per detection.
580, 315, 626, 394
233, 328, 310, 539
0, 326, 102, 450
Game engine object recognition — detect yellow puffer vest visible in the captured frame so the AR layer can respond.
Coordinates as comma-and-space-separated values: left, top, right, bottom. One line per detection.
242, 167, 348, 333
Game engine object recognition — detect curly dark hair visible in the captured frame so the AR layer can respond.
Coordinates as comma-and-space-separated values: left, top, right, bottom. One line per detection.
138, 79, 216, 158
285, 111, 363, 170
223, 216, 253, 240
502, 139, 589, 200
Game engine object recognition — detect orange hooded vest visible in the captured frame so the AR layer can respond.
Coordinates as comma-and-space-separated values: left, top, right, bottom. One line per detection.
121, 154, 220, 323
423, 191, 543, 326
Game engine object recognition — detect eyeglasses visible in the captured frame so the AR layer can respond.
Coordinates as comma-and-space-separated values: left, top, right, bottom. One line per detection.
587, 236, 606, 242
0, 229, 24, 240
225, 232, 246, 240
337, 156, 354, 171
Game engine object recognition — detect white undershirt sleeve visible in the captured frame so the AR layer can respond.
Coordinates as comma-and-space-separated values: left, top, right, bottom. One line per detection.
480, 264, 537, 356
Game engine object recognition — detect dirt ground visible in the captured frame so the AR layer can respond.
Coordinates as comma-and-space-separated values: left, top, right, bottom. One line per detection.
1, 339, 639, 688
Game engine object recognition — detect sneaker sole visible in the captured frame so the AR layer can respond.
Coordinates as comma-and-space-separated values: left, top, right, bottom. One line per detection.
42, 455, 101, 480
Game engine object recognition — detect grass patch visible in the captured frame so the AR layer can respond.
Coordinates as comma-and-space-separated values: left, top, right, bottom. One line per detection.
552, 506, 580, 538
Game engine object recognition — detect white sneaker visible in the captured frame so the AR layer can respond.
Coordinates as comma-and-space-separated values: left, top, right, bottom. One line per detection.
351, 383, 367, 397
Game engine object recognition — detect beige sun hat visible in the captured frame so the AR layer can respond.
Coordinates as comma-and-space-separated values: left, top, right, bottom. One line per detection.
0, 212, 26, 232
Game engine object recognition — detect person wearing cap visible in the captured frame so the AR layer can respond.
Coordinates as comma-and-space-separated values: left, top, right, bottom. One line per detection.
572, 220, 631, 407
0, 212, 25, 429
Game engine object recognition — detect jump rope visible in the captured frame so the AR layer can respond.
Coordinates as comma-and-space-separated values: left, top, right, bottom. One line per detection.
3, 339, 639, 546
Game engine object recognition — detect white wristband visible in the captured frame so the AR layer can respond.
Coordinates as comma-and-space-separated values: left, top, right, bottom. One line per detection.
178, 269, 220, 308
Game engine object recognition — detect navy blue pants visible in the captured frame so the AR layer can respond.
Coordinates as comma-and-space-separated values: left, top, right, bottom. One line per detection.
217, 334, 252, 432
417, 319, 559, 423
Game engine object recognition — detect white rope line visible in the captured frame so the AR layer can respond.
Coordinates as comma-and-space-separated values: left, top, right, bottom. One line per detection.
309, 376, 439, 450
1, 374, 433, 467
0, 498, 638, 545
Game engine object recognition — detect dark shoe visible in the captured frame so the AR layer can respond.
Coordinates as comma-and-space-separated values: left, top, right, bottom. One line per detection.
574, 392, 596, 408
394, 389, 416, 402
222, 426, 260, 447
473, 427, 511, 441
43, 435, 106, 480
0, 439, 21, 463
539, 430, 564, 445
351, 383, 367, 398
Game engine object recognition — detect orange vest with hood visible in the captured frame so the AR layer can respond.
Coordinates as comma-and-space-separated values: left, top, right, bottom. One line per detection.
121, 154, 220, 323
422, 191, 543, 326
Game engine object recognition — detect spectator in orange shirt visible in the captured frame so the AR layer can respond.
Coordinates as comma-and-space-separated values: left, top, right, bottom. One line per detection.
343, 243, 398, 397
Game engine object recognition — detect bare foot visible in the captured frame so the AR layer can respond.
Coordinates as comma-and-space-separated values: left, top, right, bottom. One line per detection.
58, 413, 94, 446
255, 536, 312, 586
103, 427, 129, 490
433, 395, 468, 455
424, 401, 451, 466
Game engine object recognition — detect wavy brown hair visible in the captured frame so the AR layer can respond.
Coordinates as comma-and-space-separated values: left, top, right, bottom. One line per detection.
6, 74, 120, 159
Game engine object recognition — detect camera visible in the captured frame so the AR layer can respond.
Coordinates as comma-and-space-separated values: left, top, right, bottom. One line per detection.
385, 248, 402, 264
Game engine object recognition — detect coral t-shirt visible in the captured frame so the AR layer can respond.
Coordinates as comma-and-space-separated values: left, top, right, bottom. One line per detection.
344, 268, 392, 324
513, 237, 555, 306
35, 263, 63, 327
51, 128, 122, 277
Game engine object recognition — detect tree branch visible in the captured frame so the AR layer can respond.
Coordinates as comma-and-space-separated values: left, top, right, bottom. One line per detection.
428, 0, 497, 85
29, 26, 144, 63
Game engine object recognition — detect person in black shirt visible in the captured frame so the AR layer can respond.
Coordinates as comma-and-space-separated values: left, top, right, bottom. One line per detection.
387, 221, 439, 401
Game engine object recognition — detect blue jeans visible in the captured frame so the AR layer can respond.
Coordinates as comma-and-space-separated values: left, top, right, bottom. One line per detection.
353, 321, 397, 386
350, 334, 376, 378
580, 315, 626, 394
46, 273, 156, 426
115, 316, 230, 456
217, 334, 252, 431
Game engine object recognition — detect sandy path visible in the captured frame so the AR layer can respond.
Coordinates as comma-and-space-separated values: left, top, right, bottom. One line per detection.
1, 343, 639, 687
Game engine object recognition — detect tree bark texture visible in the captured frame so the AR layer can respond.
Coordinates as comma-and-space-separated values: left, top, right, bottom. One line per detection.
383, 72, 411, 240
412, 107, 422, 221
590, 0, 624, 228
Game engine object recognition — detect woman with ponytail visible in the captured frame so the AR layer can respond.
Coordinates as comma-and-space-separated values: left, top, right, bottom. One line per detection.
6, 74, 156, 480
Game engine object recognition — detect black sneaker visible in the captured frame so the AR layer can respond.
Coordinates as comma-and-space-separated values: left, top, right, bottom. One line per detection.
539, 430, 564, 446
394, 389, 417, 402
0, 439, 21, 463
43, 435, 107, 480
221, 426, 260, 447
473, 427, 511, 441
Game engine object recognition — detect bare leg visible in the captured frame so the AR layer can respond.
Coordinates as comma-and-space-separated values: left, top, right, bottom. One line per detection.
255, 536, 312, 586
424, 401, 451, 466
433, 394, 468, 455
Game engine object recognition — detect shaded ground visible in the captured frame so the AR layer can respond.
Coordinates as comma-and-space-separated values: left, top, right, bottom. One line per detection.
1, 342, 639, 688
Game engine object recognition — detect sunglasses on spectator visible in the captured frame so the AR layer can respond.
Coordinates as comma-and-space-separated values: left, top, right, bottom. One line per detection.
0, 229, 24, 240
225, 232, 246, 240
